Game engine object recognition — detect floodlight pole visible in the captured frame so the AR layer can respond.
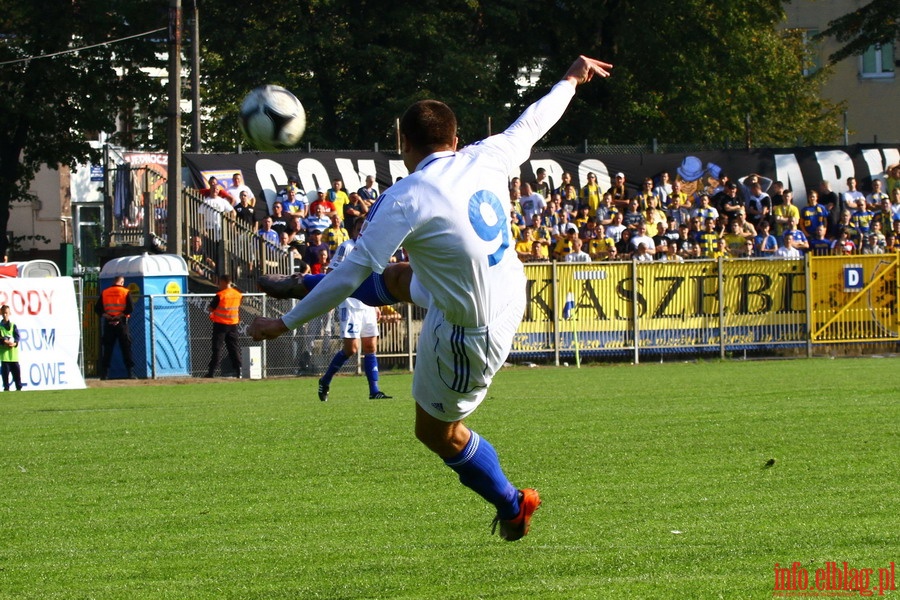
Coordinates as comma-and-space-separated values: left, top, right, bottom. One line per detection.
190, 0, 201, 152
166, 0, 184, 257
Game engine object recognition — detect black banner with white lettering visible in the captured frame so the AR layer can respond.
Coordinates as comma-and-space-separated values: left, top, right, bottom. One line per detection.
185, 144, 900, 212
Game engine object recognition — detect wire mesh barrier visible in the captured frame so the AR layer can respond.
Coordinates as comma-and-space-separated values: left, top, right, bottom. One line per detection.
78, 254, 898, 380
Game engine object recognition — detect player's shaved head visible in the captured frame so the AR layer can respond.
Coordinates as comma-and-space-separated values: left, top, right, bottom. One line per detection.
400, 100, 457, 154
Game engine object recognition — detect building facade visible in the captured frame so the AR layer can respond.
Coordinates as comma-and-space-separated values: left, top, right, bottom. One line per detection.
783, 0, 899, 144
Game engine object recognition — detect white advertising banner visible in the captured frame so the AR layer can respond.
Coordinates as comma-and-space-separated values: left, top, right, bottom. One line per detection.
0, 277, 86, 391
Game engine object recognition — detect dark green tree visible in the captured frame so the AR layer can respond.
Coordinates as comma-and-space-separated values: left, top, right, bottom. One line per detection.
814, 0, 900, 64
526, 0, 843, 146
0, 0, 166, 257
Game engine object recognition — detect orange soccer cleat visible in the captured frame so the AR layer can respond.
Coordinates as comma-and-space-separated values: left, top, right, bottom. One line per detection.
492, 488, 541, 541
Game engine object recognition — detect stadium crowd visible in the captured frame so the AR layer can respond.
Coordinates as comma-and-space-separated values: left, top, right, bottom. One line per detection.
188, 173, 397, 277
510, 164, 900, 263
188, 162, 900, 276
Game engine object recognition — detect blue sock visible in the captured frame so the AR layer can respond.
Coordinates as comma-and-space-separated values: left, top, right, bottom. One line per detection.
363, 353, 380, 395
302, 272, 398, 307
443, 431, 519, 519
322, 350, 349, 385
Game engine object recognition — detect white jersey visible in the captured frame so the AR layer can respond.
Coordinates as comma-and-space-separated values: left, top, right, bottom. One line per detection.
348, 81, 577, 328
330, 238, 365, 310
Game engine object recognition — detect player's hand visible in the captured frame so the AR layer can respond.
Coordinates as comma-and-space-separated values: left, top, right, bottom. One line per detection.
249, 317, 289, 341
564, 55, 613, 86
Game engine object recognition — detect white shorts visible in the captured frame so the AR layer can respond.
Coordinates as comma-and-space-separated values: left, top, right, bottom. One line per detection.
338, 301, 379, 339
412, 294, 525, 423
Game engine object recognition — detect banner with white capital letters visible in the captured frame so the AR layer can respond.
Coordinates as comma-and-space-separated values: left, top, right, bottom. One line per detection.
0, 278, 86, 391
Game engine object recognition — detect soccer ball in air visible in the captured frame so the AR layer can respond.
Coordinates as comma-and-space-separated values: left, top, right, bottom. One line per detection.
239, 85, 306, 151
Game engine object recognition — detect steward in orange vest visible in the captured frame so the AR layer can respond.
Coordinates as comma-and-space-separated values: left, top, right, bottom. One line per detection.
205, 275, 243, 378
95, 276, 136, 380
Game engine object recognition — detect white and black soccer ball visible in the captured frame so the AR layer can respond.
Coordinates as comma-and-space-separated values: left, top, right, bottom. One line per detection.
239, 85, 306, 151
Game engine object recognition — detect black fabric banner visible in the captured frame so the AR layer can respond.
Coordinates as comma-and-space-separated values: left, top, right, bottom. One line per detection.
185, 144, 900, 212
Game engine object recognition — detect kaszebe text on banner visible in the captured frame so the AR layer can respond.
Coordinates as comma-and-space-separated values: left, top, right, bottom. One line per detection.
0, 278, 86, 390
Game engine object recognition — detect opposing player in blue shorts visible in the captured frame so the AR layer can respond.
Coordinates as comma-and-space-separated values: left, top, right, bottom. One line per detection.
250, 55, 613, 541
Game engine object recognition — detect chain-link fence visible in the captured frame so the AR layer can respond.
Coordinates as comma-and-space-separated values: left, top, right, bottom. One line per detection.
78, 253, 898, 380
81, 291, 417, 380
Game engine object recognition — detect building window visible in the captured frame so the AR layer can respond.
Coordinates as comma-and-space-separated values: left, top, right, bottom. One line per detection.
801, 29, 821, 77
860, 42, 895, 79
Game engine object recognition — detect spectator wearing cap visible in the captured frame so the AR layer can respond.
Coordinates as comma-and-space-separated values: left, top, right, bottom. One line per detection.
676, 222, 701, 259
607, 171, 629, 208
280, 186, 308, 217
274, 177, 302, 209
662, 216, 681, 246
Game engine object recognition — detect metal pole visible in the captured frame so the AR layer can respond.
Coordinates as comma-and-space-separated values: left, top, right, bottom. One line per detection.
166, 0, 184, 257
804, 253, 813, 358
842, 111, 848, 146
190, 0, 201, 153
631, 260, 639, 365
718, 257, 726, 359
552, 261, 560, 367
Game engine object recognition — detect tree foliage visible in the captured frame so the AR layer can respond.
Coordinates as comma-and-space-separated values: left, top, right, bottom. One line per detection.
814, 0, 900, 64
0, 0, 848, 258
0, 0, 166, 256
199, 0, 843, 152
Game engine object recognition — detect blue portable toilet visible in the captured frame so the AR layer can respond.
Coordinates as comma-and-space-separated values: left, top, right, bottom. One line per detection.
99, 254, 190, 378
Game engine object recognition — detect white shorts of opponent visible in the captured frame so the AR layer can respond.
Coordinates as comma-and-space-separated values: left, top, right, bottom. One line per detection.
338, 300, 379, 339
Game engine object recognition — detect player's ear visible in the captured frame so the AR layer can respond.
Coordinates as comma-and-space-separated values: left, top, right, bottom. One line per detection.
452, 136, 459, 151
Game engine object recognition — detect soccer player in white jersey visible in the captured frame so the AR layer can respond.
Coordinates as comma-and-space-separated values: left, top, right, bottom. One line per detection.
250, 55, 612, 541
317, 220, 393, 402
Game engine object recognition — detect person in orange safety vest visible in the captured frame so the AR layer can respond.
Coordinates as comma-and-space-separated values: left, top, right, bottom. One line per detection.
204, 274, 243, 378
95, 276, 136, 380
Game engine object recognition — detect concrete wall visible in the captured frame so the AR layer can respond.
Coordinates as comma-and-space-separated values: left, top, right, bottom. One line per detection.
7, 164, 72, 258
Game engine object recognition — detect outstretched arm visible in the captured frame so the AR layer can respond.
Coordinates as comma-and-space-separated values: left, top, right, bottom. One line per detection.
249, 261, 372, 341
482, 55, 612, 171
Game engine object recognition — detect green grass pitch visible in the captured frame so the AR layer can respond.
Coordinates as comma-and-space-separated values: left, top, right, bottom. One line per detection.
1, 358, 898, 599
